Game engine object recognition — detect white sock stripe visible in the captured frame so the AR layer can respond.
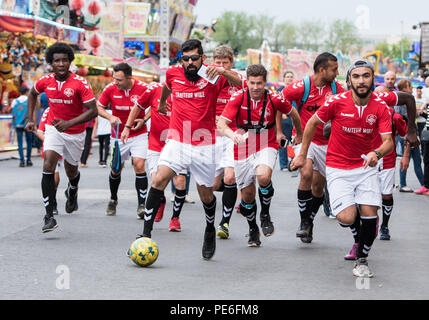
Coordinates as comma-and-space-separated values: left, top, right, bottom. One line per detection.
175, 195, 186, 199
135, 175, 147, 179
223, 206, 233, 213
360, 216, 378, 220
42, 172, 54, 175
223, 212, 231, 218
364, 245, 371, 250
224, 184, 237, 189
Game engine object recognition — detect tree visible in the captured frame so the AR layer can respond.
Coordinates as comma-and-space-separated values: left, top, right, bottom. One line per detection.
325, 19, 362, 54
252, 14, 274, 49
298, 20, 324, 52
271, 22, 297, 53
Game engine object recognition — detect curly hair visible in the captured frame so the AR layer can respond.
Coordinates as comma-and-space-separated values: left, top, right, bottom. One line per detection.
45, 42, 75, 64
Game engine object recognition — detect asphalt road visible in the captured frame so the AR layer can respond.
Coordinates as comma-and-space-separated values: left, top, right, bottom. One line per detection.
1, 148, 428, 300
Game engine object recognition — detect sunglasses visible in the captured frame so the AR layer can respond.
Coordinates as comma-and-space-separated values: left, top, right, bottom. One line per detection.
181, 55, 201, 62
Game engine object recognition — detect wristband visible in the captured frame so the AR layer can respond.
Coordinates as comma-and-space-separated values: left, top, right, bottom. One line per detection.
373, 150, 382, 160
125, 125, 132, 129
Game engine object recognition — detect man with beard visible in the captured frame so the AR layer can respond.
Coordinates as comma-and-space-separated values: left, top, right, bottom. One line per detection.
291, 59, 394, 278
131, 39, 242, 260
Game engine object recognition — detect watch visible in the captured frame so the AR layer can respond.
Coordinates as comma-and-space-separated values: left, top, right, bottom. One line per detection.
373, 150, 382, 160
125, 125, 132, 129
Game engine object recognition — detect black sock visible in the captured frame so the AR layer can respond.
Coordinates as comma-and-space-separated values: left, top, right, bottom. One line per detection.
358, 216, 378, 259
172, 189, 186, 219
382, 198, 393, 228
240, 201, 258, 229
68, 172, 80, 197
142, 188, 165, 237
42, 172, 56, 217
216, 178, 225, 192
220, 183, 237, 225
310, 195, 324, 222
258, 182, 274, 217
350, 214, 361, 243
109, 172, 121, 201
136, 173, 148, 205
203, 196, 217, 230
298, 190, 313, 221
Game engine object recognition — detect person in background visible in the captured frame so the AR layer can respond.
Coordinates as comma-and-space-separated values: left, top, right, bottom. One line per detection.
278, 70, 295, 172
80, 118, 95, 168
92, 108, 112, 168
415, 86, 427, 140
11, 86, 33, 167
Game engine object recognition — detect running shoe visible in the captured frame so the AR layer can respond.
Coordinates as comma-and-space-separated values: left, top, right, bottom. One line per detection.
106, 200, 118, 216
301, 223, 313, 243
296, 219, 312, 238
260, 214, 274, 237
154, 200, 165, 222
19, 162, 25, 167
380, 226, 391, 241
169, 217, 182, 232
137, 203, 146, 219
202, 226, 216, 260
353, 258, 374, 278
26, 160, 33, 167
248, 227, 261, 247
42, 215, 58, 233
344, 243, 359, 260
217, 223, 230, 239
64, 185, 78, 214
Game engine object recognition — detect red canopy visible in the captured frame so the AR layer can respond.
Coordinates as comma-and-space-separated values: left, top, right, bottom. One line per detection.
0, 15, 33, 33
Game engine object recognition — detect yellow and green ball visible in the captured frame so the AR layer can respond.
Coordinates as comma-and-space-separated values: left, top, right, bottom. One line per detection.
129, 237, 159, 267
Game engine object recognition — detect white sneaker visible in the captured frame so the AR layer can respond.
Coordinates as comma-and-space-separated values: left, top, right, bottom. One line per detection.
353, 258, 374, 278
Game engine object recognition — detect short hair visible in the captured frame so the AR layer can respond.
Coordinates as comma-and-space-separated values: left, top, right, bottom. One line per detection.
247, 64, 267, 82
19, 86, 29, 95
417, 86, 423, 90
181, 39, 204, 55
113, 63, 132, 77
213, 45, 234, 62
313, 52, 337, 73
45, 42, 75, 64
397, 79, 411, 91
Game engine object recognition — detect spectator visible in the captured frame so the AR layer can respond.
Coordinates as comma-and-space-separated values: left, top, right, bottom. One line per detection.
415, 90, 429, 195
93, 109, 112, 168
415, 86, 427, 139
80, 118, 95, 168
11, 86, 33, 167
397, 79, 425, 192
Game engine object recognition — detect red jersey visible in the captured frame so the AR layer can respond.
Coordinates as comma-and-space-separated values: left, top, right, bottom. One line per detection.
136, 82, 172, 152
216, 72, 247, 117
165, 65, 229, 146
34, 72, 96, 134
283, 76, 345, 146
221, 90, 293, 160
98, 79, 148, 138
373, 91, 405, 170
316, 91, 392, 170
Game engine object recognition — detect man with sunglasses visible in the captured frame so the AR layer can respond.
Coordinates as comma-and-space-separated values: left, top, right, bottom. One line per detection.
133, 39, 242, 261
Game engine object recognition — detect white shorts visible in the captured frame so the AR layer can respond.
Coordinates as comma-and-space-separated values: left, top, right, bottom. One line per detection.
111, 133, 148, 162
326, 166, 382, 217
293, 142, 327, 177
55, 159, 63, 173
215, 136, 235, 177
158, 139, 216, 188
147, 149, 187, 176
235, 147, 278, 190
44, 125, 85, 167
378, 167, 395, 195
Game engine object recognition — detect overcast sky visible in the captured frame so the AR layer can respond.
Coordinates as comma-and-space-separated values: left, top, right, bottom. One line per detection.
194, 0, 428, 38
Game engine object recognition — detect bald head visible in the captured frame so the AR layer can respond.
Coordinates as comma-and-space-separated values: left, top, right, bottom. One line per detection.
374, 85, 388, 93
384, 71, 397, 91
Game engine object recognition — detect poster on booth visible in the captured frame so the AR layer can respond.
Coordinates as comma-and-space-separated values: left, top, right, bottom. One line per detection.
123, 2, 151, 37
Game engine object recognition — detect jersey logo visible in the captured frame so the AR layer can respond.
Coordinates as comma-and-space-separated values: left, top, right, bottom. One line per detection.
196, 79, 208, 90
228, 86, 238, 96
64, 88, 74, 97
366, 114, 377, 126
131, 95, 140, 104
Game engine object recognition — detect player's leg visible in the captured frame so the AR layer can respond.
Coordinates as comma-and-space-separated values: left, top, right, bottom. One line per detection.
169, 173, 187, 231
133, 157, 148, 217
63, 159, 80, 214
296, 158, 314, 239
240, 184, 261, 247
256, 164, 275, 237
41, 150, 61, 232
217, 167, 237, 239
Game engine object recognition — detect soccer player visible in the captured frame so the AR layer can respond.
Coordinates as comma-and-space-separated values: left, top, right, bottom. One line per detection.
122, 82, 187, 232
134, 39, 242, 260
292, 59, 394, 277
279, 53, 345, 243
25, 42, 97, 233
212, 45, 247, 240
97, 63, 150, 218
218, 64, 303, 246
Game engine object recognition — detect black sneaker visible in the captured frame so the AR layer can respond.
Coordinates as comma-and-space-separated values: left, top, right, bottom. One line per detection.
380, 226, 391, 241
260, 214, 274, 237
248, 227, 261, 247
106, 200, 118, 216
26, 160, 33, 167
65, 185, 78, 214
19, 162, 25, 168
42, 215, 58, 233
301, 223, 313, 243
202, 227, 216, 260
296, 219, 312, 238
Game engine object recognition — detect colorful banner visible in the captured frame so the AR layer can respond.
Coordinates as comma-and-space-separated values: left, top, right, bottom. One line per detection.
123, 2, 151, 37
0, 115, 16, 152
99, 2, 123, 59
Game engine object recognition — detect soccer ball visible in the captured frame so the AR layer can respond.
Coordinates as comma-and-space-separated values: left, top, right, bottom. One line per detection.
129, 237, 159, 267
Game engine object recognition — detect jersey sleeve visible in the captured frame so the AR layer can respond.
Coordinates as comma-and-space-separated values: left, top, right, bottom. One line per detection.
378, 103, 393, 135
38, 108, 50, 132
316, 98, 336, 124
79, 80, 96, 104
272, 92, 293, 115
393, 112, 408, 137
377, 92, 398, 107
336, 81, 346, 94
165, 66, 175, 90
34, 76, 48, 94
136, 87, 155, 111
282, 80, 305, 105
221, 91, 243, 123
97, 85, 112, 107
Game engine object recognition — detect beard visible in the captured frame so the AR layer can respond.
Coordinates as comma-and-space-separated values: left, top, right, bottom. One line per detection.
351, 81, 373, 99
184, 65, 200, 82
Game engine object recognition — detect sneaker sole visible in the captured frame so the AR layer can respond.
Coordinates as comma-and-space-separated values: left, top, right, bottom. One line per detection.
169, 229, 182, 232
345, 256, 357, 261
353, 270, 374, 278
248, 242, 261, 247
42, 224, 58, 233
262, 229, 275, 237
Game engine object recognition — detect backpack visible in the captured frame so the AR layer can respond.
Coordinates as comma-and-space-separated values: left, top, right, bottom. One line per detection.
298, 76, 338, 113
12, 99, 28, 128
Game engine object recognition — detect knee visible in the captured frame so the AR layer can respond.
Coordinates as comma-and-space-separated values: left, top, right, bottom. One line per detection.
336, 213, 355, 226
224, 172, 236, 185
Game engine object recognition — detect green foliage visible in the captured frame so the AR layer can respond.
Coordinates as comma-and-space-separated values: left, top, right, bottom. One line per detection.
325, 19, 363, 54
375, 38, 411, 60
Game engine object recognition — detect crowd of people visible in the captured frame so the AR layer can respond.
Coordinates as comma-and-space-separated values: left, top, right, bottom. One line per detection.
14, 39, 429, 280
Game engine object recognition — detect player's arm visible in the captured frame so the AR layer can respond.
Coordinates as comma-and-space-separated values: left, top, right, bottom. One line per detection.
275, 111, 286, 145
400, 141, 411, 171
97, 102, 121, 126
121, 104, 146, 143
53, 99, 98, 133
158, 84, 172, 115
25, 87, 39, 132
290, 114, 323, 170
288, 108, 303, 145
396, 91, 418, 148
217, 117, 246, 145
205, 67, 242, 87
364, 133, 394, 169
33, 129, 45, 141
